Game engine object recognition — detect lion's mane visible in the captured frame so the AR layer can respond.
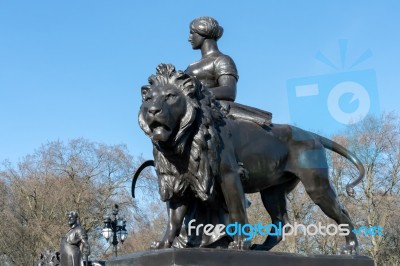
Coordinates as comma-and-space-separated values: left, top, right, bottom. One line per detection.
143, 64, 225, 202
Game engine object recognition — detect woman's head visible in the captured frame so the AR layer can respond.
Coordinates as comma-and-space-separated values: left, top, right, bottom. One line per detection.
67, 211, 79, 226
190, 16, 224, 41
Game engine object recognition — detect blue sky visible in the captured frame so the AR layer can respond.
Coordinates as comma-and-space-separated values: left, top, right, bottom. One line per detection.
1, 1, 399, 163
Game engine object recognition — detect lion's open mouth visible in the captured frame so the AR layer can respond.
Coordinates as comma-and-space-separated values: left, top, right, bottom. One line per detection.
149, 121, 172, 142
150, 121, 171, 132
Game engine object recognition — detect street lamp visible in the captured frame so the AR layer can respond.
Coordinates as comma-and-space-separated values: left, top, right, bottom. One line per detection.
102, 204, 128, 257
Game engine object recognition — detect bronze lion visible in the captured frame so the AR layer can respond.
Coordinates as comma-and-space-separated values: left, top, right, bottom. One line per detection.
134, 64, 364, 254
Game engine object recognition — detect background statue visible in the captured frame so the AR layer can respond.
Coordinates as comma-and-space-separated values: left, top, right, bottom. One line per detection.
185, 16, 272, 126
60, 211, 90, 266
136, 64, 365, 253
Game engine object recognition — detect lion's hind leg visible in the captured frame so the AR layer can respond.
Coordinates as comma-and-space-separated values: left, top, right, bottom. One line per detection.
251, 176, 299, 251
299, 167, 358, 254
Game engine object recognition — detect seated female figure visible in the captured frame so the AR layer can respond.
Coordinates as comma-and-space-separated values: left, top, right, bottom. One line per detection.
185, 16, 272, 126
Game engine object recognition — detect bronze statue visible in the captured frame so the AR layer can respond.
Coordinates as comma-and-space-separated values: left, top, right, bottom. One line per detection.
60, 211, 90, 266
185, 16, 272, 127
135, 63, 365, 253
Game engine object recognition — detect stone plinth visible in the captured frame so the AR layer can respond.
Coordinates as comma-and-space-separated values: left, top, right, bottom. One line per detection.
105, 248, 374, 266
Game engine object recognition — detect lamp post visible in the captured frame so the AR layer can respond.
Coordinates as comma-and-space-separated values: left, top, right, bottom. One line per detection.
102, 204, 128, 257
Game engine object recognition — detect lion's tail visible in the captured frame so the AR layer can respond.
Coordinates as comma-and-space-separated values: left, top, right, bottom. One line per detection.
315, 134, 365, 197
132, 160, 155, 198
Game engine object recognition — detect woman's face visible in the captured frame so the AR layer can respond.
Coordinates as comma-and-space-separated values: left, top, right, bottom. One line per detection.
188, 30, 205, 50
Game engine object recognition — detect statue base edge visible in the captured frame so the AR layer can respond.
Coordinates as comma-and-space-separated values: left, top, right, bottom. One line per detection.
105, 248, 374, 266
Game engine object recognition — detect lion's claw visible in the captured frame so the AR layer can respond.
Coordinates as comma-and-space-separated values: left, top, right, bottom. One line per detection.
228, 240, 250, 250
341, 241, 358, 255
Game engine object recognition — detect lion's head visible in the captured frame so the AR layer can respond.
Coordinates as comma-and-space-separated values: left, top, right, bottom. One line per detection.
139, 64, 200, 148
139, 64, 224, 201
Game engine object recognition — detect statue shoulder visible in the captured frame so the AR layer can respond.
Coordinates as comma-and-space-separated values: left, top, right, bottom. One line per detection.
214, 54, 238, 80
70, 225, 88, 240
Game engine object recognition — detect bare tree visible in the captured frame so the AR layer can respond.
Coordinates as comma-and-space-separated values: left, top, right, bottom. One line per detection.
0, 138, 157, 265
332, 113, 400, 264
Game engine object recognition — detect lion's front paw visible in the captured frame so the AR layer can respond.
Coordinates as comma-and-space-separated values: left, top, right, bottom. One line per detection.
150, 240, 172, 249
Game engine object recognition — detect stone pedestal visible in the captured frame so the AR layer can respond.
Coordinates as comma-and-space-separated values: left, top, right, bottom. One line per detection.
105, 248, 374, 266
